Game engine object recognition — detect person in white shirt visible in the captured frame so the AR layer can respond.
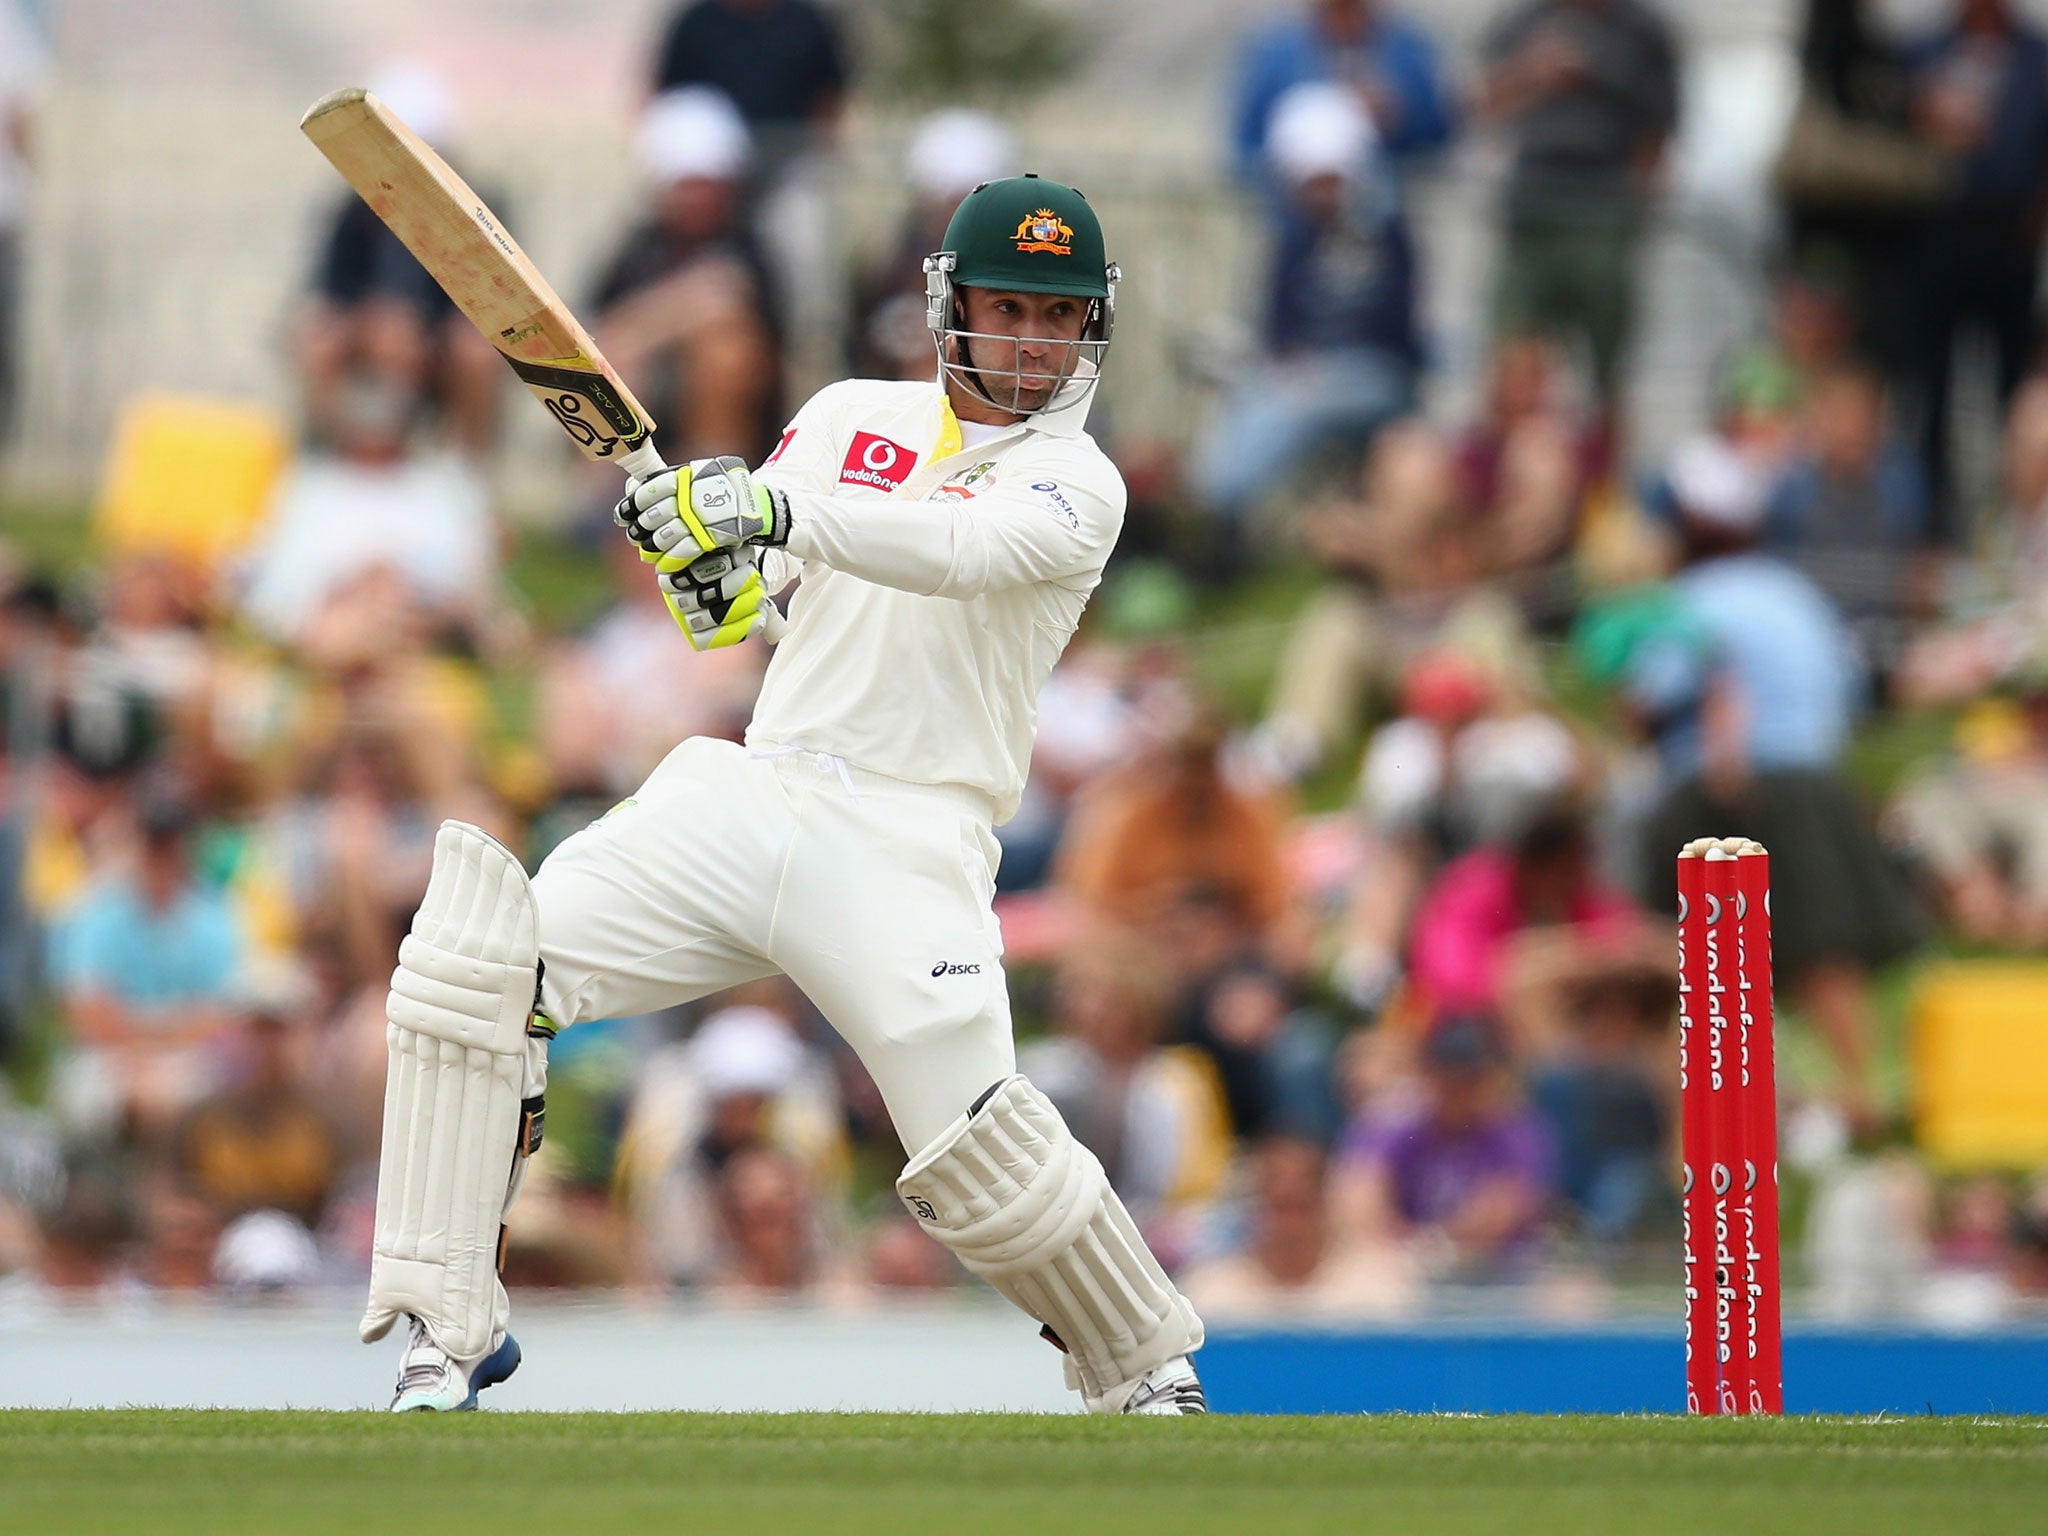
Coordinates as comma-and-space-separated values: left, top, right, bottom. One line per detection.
364, 175, 1206, 1415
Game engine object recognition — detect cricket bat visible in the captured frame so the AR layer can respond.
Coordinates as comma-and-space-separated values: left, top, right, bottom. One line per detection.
299, 87, 783, 639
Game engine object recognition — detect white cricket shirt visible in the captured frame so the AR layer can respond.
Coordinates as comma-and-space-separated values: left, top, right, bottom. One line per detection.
749, 375, 1126, 824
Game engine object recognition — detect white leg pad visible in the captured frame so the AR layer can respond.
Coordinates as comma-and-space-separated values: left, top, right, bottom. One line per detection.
360, 821, 543, 1360
896, 1074, 1204, 1406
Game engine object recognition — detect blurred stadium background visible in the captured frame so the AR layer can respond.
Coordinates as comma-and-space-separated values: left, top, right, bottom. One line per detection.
7, 0, 2048, 1411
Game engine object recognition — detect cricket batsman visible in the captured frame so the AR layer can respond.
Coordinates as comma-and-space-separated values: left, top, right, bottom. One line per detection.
365, 175, 1207, 1414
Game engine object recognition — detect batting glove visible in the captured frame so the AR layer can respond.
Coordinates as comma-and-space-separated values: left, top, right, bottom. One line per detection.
614, 456, 792, 571
659, 547, 774, 651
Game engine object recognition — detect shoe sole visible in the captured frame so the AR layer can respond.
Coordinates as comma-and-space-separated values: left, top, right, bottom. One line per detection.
458, 1333, 522, 1410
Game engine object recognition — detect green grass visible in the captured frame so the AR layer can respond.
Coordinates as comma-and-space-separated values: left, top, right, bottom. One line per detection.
3, 1411, 2045, 1536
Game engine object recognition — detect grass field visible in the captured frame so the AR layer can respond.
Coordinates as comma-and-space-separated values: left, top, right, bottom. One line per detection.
3, 1412, 2045, 1536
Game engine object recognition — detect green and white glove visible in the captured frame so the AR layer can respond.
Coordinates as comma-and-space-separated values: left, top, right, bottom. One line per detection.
614, 455, 792, 571
659, 547, 773, 651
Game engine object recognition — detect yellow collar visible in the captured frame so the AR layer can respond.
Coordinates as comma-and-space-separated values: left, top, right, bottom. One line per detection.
934, 397, 964, 464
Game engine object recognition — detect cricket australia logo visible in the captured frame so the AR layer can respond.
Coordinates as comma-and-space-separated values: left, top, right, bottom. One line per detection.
1013, 207, 1074, 256
937, 460, 999, 502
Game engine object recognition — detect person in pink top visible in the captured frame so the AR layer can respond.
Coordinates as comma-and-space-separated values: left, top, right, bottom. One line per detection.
1406, 804, 1634, 1019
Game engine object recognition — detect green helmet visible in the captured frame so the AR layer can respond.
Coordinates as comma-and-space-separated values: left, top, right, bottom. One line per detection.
923, 173, 1120, 415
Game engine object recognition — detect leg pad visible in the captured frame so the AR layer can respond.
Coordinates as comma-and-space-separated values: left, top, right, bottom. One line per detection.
361, 822, 545, 1360
896, 1074, 1203, 1405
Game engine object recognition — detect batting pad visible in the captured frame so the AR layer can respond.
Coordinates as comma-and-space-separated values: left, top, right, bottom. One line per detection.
361, 821, 543, 1360
897, 1074, 1204, 1407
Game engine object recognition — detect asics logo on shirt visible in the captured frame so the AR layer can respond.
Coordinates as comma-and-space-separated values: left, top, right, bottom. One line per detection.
1030, 480, 1079, 529
931, 961, 982, 977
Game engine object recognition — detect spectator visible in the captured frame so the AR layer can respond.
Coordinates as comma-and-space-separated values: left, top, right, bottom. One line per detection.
1358, 651, 1577, 858
16, 660, 160, 954
264, 681, 495, 990
1936, 1173, 2017, 1274
712, 1146, 822, 1297
998, 632, 1160, 897
1886, 682, 2048, 946
2010, 1189, 2048, 1312
211, 1207, 324, 1296
1774, 0, 1949, 367
1260, 426, 1483, 777
1896, 375, 2048, 706
651, 0, 847, 184
172, 1011, 339, 1229
48, 786, 245, 1138
1899, 0, 2048, 530
861, 1213, 959, 1293
1627, 436, 1862, 780
1183, 1137, 1418, 1320
1452, 335, 1607, 591
613, 999, 845, 1289
1025, 934, 1233, 1233
238, 376, 501, 651
291, 64, 502, 455
1478, 0, 1680, 407
649, 0, 849, 383
1499, 922, 1675, 1245
1232, 0, 1456, 182
137, 1176, 223, 1293
1056, 710, 1296, 965
1405, 800, 1635, 1022
1330, 646, 1576, 1012
32, 1163, 137, 1295
1764, 361, 1934, 680
1259, 418, 1559, 773
853, 109, 1015, 381
1330, 1016, 1559, 1279
1626, 435, 1919, 1123
1717, 268, 1862, 429
1195, 81, 1422, 534
593, 89, 782, 466
1804, 1147, 1933, 1320
1180, 962, 1345, 1146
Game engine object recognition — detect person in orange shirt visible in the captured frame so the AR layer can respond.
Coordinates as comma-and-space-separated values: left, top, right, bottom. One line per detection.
1056, 711, 1296, 967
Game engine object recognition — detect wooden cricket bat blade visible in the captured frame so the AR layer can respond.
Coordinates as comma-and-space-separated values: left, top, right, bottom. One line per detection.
299, 86, 659, 471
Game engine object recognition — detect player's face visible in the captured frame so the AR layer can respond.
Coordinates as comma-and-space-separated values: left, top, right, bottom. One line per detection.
956, 287, 1089, 413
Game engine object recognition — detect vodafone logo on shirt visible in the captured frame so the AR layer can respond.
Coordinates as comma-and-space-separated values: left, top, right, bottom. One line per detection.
839, 431, 916, 491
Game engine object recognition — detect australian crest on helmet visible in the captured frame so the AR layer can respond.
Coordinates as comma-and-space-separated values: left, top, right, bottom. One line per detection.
1013, 208, 1075, 256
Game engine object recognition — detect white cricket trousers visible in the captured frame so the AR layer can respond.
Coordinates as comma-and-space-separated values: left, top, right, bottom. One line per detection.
529, 736, 1015, 1151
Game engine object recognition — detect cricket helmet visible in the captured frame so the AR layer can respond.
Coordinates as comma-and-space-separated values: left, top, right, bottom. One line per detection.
923, 173, 1120, 415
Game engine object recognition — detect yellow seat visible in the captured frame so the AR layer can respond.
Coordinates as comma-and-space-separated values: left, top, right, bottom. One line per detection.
95, 393, 291, 572
1911, 961, 2048, 1169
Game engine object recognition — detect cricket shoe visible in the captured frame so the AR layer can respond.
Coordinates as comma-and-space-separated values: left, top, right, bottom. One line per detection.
389, 1315, 521, 1412
1118, 1355, 1208, 1416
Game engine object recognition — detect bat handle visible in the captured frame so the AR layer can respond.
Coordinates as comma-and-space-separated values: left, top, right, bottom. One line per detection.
617, 439, 669, 482
617, 438, 788, 646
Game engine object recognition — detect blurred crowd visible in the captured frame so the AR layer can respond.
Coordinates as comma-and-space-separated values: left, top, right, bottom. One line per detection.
7, 0, 2048, 1326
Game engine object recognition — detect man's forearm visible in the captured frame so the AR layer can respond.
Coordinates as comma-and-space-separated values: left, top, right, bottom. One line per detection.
783, 485, 1103, 600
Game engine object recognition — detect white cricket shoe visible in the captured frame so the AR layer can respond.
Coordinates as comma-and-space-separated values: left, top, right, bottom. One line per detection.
1117, 1355, 1208, 1415
388, 1315, 521, 1412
